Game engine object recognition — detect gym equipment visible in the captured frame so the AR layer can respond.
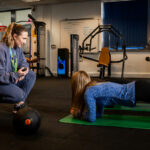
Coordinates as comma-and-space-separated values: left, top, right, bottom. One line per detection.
13, 107, 41, 134
57, 48, 69, 77
105, 103, 150, 112
60, 103, 150, 130
0, 26, 7, 40
79, 24, 128, 79
60, 114, 150, 130
97, 47, 111, 79
28, 14, 53, 77
17, 15, 54, 77
70, 34, 79, 76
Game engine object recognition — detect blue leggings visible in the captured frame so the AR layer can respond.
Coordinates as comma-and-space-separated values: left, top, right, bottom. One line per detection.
0, 70, 36, 103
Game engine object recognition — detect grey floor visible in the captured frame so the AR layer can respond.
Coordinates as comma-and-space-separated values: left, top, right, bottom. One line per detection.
0, 77, 150, 150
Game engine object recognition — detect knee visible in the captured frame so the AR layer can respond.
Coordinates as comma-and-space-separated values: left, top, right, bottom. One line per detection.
26, 70, 36, 81
11, 89, 25, 103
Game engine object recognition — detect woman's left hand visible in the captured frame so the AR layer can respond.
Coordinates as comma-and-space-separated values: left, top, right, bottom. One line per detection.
18, 75, 25, 81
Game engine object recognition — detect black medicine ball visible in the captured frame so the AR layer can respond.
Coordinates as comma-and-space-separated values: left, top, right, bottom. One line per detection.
13, 107, 41, 134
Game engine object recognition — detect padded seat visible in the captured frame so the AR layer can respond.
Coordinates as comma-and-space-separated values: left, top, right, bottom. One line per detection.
97, 47, 111, 79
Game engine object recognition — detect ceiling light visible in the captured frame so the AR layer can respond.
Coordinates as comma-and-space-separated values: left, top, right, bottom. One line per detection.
22, 0, 40, 2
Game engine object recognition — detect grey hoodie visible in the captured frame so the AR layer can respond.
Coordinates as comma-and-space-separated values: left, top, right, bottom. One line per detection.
0, 42, 29, 84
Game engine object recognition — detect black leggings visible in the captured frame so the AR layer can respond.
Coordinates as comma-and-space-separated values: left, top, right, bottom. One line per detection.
135, 80, 150, 102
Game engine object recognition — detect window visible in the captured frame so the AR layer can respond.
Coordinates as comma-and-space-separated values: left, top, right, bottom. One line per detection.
0, 12, 11, 26
103, 0, 148, 50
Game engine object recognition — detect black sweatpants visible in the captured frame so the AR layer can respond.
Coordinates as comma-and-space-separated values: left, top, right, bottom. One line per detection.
135, 80, 150, 102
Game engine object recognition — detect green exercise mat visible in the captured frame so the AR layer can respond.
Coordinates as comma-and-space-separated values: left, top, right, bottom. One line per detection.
60, 103, 150, 129
104, 103, 150, 112
59, 114, 150, 130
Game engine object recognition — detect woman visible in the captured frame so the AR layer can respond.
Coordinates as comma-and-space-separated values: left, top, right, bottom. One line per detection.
70, 70, 150, 122
0, 22, 36, 113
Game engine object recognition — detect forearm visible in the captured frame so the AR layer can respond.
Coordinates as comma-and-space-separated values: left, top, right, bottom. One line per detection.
0, 71, 20, 84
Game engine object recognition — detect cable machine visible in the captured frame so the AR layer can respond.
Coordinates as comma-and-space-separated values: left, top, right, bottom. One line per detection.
17, 15, 53, 77
28, 14, 53, 77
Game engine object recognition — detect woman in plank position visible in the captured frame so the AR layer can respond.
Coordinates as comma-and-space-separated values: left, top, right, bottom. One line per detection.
70, 70, 150, 122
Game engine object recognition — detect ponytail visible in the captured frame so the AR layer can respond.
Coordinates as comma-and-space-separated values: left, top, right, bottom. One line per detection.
1, 22, 27, 47
1, 22, 15, 47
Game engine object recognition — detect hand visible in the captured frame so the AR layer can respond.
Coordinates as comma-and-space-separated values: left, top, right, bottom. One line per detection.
18, 75, 25, 81
70, 108, 80, 118
15, 74, 25, 83
15, 67, 29, 83
17, 67, 29, 77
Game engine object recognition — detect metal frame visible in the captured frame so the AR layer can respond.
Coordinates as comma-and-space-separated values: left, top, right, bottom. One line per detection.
79, 24, 128, 79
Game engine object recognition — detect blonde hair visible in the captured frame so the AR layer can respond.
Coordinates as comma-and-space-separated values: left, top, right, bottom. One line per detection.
71, 71, 97, 119
1, 22, 27, 47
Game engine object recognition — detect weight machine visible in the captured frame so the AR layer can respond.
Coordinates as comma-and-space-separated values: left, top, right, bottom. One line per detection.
79, 24, 128, 79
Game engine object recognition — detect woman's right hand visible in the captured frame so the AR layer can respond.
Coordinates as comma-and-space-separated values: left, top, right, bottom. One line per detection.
16, 67, 29, 83
17, 67, 28, 77
70, 108, 80, 118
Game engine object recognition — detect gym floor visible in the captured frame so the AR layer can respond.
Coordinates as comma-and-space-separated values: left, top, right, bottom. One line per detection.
0, 77, 150, 150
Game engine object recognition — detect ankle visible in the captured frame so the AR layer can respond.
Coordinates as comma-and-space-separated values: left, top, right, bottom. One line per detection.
13, 102, 26, 112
